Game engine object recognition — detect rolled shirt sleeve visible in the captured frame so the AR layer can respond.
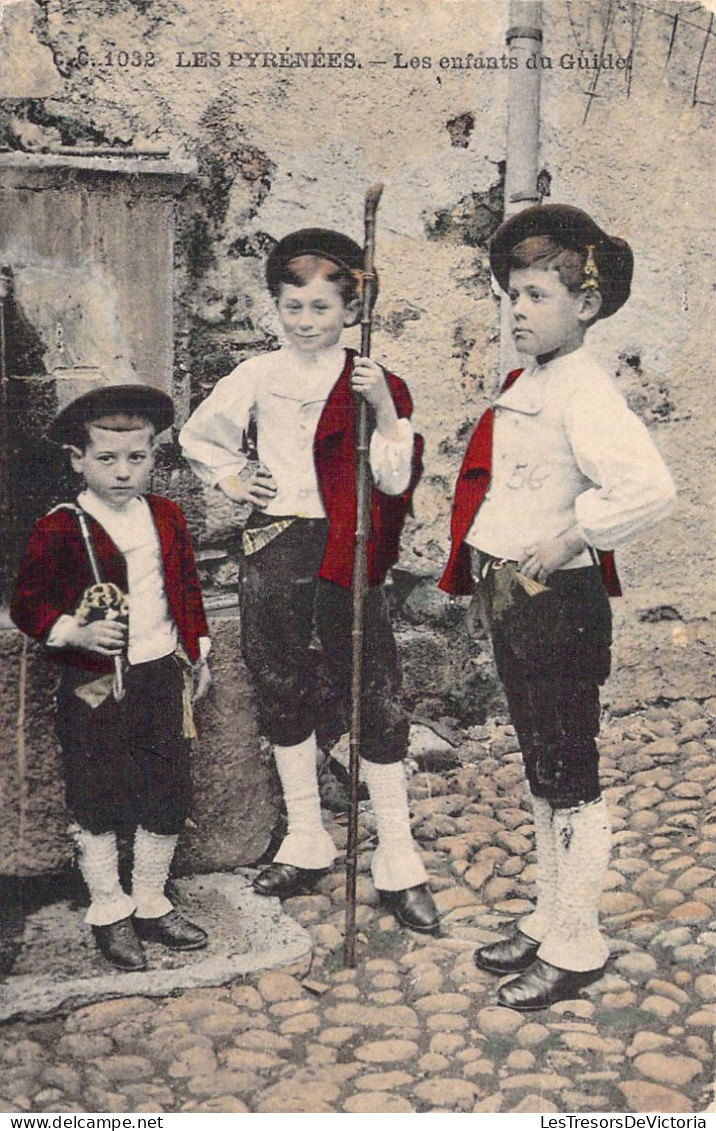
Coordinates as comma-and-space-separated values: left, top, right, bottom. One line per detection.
181, 349, 417, 508
178, 366, 254, 488
567, 383, 677, 550
369, 416, 414, 496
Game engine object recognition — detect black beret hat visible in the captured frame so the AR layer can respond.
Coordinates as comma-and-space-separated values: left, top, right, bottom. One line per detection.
266, 228, 365, 293
489, 203, 634, 318
49, 384, 174, 446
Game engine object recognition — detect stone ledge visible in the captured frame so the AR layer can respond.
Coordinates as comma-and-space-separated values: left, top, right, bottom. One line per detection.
0, 872, 312, 1022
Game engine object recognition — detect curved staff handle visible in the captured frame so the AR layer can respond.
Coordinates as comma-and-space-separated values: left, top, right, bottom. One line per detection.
50, 503, 127, 702
345, 183, 384, 968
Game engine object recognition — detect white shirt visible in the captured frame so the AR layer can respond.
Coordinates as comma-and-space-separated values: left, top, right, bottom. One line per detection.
467, 347, 676, 564
48, 491, 211, 665
179, 345, 415, 517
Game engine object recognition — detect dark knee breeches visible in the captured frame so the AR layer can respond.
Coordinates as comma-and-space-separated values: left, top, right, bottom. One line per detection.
56, 654, 191, 835
239, 518, 408, 763
484, 563, 612, 808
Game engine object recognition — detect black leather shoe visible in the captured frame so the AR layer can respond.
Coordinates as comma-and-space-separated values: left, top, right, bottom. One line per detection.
474, 931, 540, 975
380, 884, 440, 934
496, 958, 607, 1012
133, 910, 208, 951
252, 863, 327, 899
93, 917, 146, 971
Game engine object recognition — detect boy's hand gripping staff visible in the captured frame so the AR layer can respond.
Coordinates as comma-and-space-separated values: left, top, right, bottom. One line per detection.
51, 504, 128, 701
75, 508, 127, 702
345, 183, 383, 968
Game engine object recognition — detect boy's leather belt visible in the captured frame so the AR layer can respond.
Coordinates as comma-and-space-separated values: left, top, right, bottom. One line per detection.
470, 547, 550, 597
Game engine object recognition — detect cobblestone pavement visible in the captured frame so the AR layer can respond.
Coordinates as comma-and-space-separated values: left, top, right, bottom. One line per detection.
1, 700, 714, 1115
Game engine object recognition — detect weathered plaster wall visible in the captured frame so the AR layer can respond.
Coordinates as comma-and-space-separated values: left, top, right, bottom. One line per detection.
5, 2, 706, 582
0, 0, 712, 875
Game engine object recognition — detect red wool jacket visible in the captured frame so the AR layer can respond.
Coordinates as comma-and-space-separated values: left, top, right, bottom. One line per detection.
11, 494, 209, 672
314, 350, 423, 589
438, 369, 620, 597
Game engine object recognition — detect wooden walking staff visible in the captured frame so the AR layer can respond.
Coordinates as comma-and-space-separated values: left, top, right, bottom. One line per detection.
344, 183, 383, 968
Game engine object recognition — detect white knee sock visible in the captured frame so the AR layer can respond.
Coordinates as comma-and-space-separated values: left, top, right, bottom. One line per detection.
132, 826, 178, 920
72, 826, 135, 927
538, 796, 611, 972
519, 794, 558, 944
362, 760, 428, 892
273, 734, 336, 869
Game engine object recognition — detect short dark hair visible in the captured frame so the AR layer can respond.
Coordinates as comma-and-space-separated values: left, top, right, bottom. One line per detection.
508, 235, 586, 294
70, 413, 156, 452
269, 252, 360, 307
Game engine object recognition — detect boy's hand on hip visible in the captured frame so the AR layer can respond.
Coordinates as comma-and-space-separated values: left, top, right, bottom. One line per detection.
351, 357, 402, 442
192, 660, 212, 703
519, 527, 587, 583
63, 618, 128, 656
465, 592, 486, 639
219, 464, 278, 510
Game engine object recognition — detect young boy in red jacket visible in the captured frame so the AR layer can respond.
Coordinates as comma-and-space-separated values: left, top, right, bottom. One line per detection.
12, 385, 211, 971
440, 205, 675, 1010
180, 228, 438, 934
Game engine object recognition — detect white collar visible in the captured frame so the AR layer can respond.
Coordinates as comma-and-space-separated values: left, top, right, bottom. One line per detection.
496, 345, 591, 415
280, 342, 346, 372
268, 344, 347, 401
78, 489, 148, 530
533, 344, 590, 379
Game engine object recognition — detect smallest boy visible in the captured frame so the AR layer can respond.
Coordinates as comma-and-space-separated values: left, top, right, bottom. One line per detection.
440, 205, 676, 1010
12, 385, 211, 971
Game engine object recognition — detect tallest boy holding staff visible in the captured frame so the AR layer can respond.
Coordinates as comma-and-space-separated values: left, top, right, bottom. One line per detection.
180, 228, 439, 934
440, 204, 676, 1010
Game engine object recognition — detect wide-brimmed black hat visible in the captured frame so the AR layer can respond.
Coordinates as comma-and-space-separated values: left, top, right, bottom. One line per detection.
266, 228, 366, 293
49, 384, 174, 446
489, 204, 633, 318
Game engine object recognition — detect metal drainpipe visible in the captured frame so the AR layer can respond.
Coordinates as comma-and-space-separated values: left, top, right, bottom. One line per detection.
499, 1, 544, 381
0, 268, 12, 603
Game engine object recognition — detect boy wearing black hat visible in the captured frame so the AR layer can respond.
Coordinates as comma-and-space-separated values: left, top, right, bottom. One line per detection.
180, 228, 439, 934
440, 205, 675, 1009
11, 385, 211, 970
